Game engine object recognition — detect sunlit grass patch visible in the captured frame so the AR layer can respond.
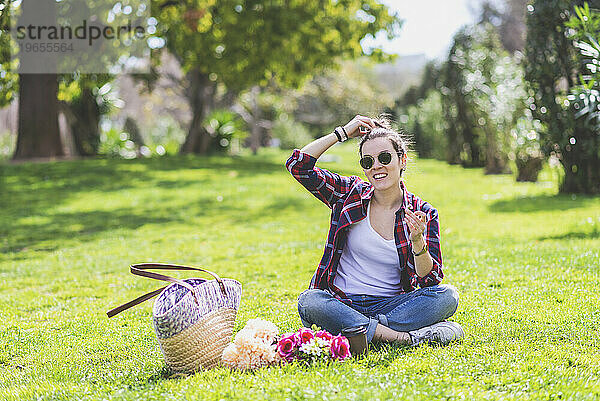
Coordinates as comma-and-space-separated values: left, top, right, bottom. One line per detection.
1, 144, 599, 400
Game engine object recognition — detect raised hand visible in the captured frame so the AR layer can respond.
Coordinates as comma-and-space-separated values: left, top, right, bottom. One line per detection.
343, 115, 377, 139
404, 208, 427, 242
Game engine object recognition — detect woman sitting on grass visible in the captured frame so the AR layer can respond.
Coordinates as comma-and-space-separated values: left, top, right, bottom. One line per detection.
286, 115, 464, 346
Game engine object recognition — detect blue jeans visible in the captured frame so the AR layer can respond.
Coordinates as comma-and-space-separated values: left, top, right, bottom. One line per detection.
297, 284, 459, 343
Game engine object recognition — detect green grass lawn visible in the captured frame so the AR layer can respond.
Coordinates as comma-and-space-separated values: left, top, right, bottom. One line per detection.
1, 143, 599, 400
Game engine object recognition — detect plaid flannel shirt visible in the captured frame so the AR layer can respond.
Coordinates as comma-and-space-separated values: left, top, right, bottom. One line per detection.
286, 149, 444, 303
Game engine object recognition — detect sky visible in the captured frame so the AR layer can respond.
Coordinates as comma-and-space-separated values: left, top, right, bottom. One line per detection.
363, 0, 480, 60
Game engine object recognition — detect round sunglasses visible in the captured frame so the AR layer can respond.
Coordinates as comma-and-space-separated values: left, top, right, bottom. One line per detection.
359, 151, 403, 170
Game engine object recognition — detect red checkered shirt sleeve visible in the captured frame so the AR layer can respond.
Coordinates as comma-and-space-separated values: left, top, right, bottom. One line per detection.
286, 149, 359, 209
417, 207, 444, 287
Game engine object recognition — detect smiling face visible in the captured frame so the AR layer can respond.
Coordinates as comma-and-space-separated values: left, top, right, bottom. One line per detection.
360, 137, 406, 192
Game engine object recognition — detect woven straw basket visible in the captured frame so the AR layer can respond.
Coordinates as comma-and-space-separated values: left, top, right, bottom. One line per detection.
107, 263, 242, 372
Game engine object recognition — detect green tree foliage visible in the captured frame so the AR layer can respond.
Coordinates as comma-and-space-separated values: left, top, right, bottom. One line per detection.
270, 114, 313, 150
563, 3, 600, 192
203, 109, 248, 153
51, 0, 150, 157
59, 75, 116, 156
230, 60, 390, 153
291, 59, 392, 135
476, 0, 528, 54
524, 0, 600, 194
442, 27, 484, 167
394, 61, 446, 160
152, 0, 401, 154
2, 0, 149, 159
395, 61, 440, 110
511, 113, 544, 182
441, 24, 524, 173
0, 0, 18, 107
401, 90, 447, 161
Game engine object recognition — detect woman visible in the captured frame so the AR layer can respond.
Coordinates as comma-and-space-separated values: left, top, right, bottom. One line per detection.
285, 115, 463, 346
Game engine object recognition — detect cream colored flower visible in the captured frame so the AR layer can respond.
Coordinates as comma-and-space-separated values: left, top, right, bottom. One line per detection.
245, 318, 280, 343
221, 343, 239, 368
221, 318, 281, 370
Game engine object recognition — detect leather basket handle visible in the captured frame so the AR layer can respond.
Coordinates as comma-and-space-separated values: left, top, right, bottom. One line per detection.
106, 262, 227, 318
107, 286, 167, 318
130, 263, 226, 293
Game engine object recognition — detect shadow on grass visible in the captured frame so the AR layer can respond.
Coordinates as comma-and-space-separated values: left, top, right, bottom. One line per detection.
0, 155, 284, 254
489, 193, 596, 213
261, 195, 310, 213
0, 207, 183, 254
145, 366, 184, 382
538, 228, 600, 241
138, 342, 437, 383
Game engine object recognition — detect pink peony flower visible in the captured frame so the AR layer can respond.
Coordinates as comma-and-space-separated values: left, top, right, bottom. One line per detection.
315, 330, 333, 341
277, 332, 298, 361
330, 335, 351, 360
298, 327, 315, 344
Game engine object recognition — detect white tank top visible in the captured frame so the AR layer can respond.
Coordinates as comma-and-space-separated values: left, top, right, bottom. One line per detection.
333, 202, 402, 296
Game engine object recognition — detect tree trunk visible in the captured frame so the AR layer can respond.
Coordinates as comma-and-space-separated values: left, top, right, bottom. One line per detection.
180, 69, 217, 154
442, 97, 462, 164
484, 126, 511, 174
458, 110, 482, 168
413, 120, 428, 158
13, 74, 64, 160
13, 0, 63, 160
449, 88, 483, 167
446, 133, 462, 164
124, 116, 145, 147
69, 88, 101, 156
560, 147, 600, 194
516, 156, 543, 182
248, 86, 262, 155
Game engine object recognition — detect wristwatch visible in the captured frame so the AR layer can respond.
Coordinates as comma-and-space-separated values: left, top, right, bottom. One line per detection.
413, 242, 428, 256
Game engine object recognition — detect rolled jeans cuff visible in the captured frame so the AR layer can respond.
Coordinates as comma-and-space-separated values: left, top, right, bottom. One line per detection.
366, 317, 380, 343
377, 313, 389, 327
364, 314, 390, 343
